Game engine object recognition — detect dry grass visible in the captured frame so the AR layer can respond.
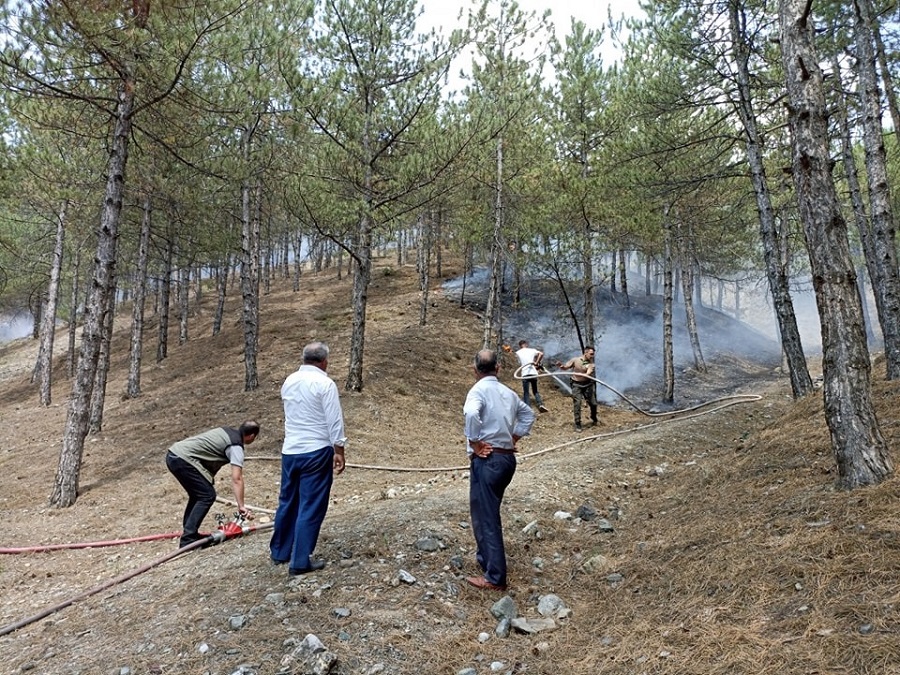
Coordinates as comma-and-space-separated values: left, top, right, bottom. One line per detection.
1, 257, 899, 674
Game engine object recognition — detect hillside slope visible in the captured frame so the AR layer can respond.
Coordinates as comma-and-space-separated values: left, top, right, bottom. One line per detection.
1, 258, 899, 675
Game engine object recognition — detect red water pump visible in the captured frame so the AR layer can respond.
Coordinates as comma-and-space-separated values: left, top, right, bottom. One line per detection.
210, 512, 250, 544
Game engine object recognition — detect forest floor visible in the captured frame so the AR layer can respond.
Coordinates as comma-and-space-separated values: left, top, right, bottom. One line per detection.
1, 256, 900, 675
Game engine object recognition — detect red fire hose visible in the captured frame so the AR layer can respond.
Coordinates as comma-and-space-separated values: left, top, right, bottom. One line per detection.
0, 532, 182, 554
0, 520, 273, 637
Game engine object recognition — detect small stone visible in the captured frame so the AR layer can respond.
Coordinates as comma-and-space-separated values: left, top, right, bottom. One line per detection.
553, 511, 572, 520
398, 569, 417, 584
537, 594, 570, 619
606, 573, 624, 584
478, 632, 491, 643
490, 595, 517, 621
333, 607, 352, 618
859, 623, 875, 635
532, 641, 550, 654
597, 518, 615, 533
495, 617, 511, 638
457, 669, 477, 675
228, 615, 247, 630
575, 504, 598, 521
489, 661, 505, 672
198, 643, 210, 654
581, 554, 611, 574
415, 537, 442, 552
510, 617, 557, 634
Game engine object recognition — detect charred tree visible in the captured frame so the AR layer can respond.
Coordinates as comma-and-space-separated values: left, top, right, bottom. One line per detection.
779, 0, 893, 488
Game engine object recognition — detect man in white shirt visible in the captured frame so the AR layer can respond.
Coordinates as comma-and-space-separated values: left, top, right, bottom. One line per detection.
515, 339, 548, 413
270, 342, 347, 575
463, 349, 535, 591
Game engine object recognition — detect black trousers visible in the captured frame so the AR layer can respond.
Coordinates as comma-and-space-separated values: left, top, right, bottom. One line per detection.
469, 452, 517, 586
166, 451, 216, 547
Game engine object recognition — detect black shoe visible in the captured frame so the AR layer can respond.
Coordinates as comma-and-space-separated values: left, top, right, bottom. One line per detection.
590, 418, 598, 426
289, 559, 326, 575
538, 405, 548, 413
271, 557, 289, 566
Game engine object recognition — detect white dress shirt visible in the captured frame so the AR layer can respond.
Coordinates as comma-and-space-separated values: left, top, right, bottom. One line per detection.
281, 364, 347, 455
463, 376, 535, 455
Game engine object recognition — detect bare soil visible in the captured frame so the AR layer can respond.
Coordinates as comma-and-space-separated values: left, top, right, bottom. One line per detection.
1, 258, 899, 675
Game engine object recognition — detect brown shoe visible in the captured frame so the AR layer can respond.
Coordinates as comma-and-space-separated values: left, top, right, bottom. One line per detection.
466, 576, 507, 591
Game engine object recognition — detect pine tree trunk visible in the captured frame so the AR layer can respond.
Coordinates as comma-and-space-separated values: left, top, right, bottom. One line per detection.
126, 196, 151, 399
610, 249, 617, 294
66, 247, 81, 380
418, 215, 431, 327
680, 246, 706, 373
435, 205, 443, 279
89, 273, 117, 434
619, 247, 630, 309
293, 233, 302, 292
662, 210, 675, 404
37, 201, 67, 406
482, 135, 504, 350
581, 225, 595, 348
871, 14, 900, 146
832, 48, 878, 348
240, 176, 260, 392
156, 236, 172, 363
213, 257, 227, 335
852, 0, 900, 380
178, 262, 189, 345
644, 256, 651, 296
730, 0, 813, 397
50, 78, 133, 508
780, 0, 893, 488
347, 218, 372, 391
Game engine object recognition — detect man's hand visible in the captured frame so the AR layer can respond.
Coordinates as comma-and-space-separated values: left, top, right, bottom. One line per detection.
334, 447, 346, 475
472, 440, 493, 458
238, 507, 254, 521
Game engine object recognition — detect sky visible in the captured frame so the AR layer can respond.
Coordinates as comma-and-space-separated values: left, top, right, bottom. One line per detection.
419, 0, 645, 76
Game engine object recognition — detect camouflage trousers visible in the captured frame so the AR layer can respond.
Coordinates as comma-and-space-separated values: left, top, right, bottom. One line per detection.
572, 381, 598, 426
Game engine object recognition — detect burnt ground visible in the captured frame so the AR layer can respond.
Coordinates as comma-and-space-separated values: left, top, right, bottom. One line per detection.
1, 257, 899, 675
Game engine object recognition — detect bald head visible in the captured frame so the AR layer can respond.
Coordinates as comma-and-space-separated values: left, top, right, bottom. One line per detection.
474, 349, 498, 376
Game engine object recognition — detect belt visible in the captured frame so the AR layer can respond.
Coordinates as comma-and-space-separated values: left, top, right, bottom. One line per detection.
491, 448, 517, 455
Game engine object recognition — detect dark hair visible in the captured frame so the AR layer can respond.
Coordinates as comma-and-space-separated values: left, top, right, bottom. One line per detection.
474, 349, 498, 374
303, 341, 329, 364
239, 420, 260, 438
584, 345, 594, 353
518, 340, 527, 348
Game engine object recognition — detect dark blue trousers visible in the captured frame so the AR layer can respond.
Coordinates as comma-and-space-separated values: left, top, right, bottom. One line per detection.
269, 446, 334, 571
470, 452, 517, 587
166, 451, 216, 547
